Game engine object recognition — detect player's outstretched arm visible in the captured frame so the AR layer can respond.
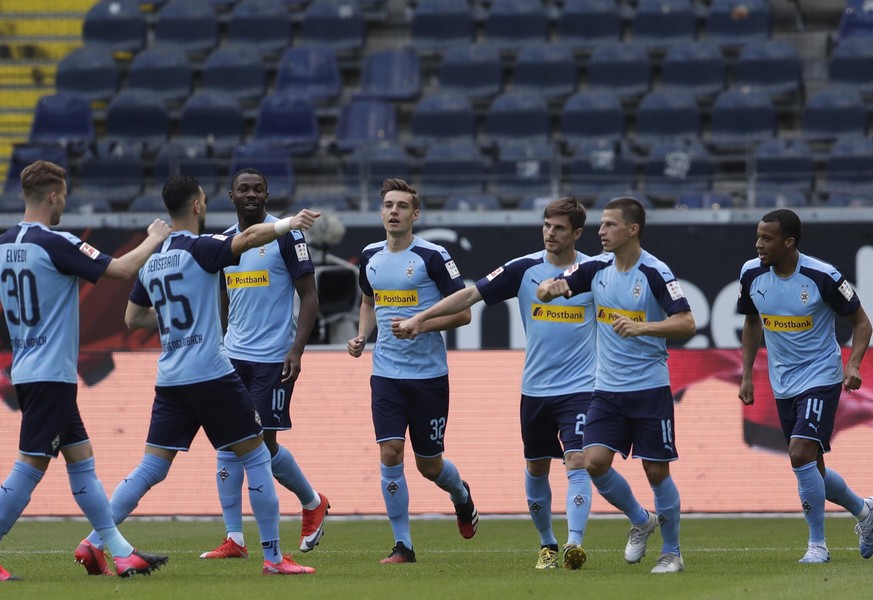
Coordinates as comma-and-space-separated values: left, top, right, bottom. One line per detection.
844, 306, 872, 391
739, 314, 763, 405
231, 209, 321, 257
348, 295, 375, 358
103, 219, 171, 280
125, 301, 158, 331
392, 285, 481, 339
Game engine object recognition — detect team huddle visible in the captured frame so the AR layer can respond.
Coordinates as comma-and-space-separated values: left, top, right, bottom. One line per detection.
0, 163, 870, 581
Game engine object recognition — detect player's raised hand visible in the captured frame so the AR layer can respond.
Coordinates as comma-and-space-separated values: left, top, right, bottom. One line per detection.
347, 335, 366, 358
146, 218, 171, 242
288, 209, 321, 231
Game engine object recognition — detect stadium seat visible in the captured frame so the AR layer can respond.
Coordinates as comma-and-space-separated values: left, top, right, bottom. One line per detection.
301, 0, 366, 53
675, 191, 733, 209
752, 189, 807, 208
481, 0, 549, 52
594, 190, 651, 209
661, 41, 726, 100
229, 141, 296, 202
633, 90, 700, 149
126, 47, 193, 105
55, 46, 118, 104
443, 194, 501, 211
419, 141, 487, 198
643, 139, 713, 200
824, 135, 873, 194
76, 147, 145, 209
201, 45, 266, 106
410, 93, 476, 150
705, 0, 771, 47
178, 91, 245, 157
227, 0, 293, 58
734, 40, 803, 101
560, 91, 625, 150
411, 0, 475, 52
556, 0, 621, 51
564, 139, 636, 199
837, 0, 873, 41
332, 99, 397, 153
154, 0, 219, 58
105, 90, 170, 152
4, 144, 69, 195
343, 142, 411, 201
587, 43, 652, 100
493, 142, 555, 203
829, 36, 873, 94
252, 93, 320, 156
82, 0, 147, 56
355, 48, 421, 102
802, 86, 867, 142
438, 45, 503, 101
825, 191, 873, 207
485, 91, 550, 148
275, 46, 342, 103
752, 139, 814, 192
292, 191, 352, 212
29, 93, 95, 151
631, 0, 697, 49
153, 140, 223, 195
709, 88, 775, 149
512, 44, 578, 101
128, 193, 168, 213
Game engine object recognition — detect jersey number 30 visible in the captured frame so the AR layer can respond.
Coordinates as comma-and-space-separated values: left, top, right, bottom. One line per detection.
2, 268, 40, 326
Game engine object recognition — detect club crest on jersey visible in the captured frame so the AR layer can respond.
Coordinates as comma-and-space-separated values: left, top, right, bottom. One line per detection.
78, 242, 100, 259
800, 285, 809, 305
632, 280, 642, 299
406, 262, 415, 280
838, 280, 855, 301
486, 266, 504, 281
258, 246, 266, 258
445, 259, 461, 279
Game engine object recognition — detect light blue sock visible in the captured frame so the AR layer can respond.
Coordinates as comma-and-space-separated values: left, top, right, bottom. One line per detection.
271, 445, 317, 506
652, 475, 681, 556
434, 459, 467, 505
85, 453, 171, 549
525, 471, 557, 547
240, 444, 281, 563
795, 461, 826, 544
824, 468, 865, 517
216, 450, 245, 535
381, 463, 411, 549
0, 461, 43, 541
566, 468, 592, 546
67, 457, 134, 558
592, 468, 649, 526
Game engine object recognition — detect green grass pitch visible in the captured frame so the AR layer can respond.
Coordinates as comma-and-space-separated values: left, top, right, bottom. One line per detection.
2, 516, 873, 599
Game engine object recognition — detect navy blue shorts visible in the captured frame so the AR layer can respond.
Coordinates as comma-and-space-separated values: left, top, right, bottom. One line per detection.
231, 358, 294, 431
371, 374, 449, 458
520, 392, 592, 461
147, 373, 263, 452
16, 382, 88, 457
776, 383, 841, 453
583, 386, 678, 461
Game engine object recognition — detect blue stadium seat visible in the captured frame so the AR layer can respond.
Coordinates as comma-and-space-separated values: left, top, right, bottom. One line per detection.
824, 135, 873, 195
631, 0, 697, 49
802, 86, 867, 141
675, 191, 733, 209
105, 90, 170, 151
275, 46, 342, 103
128, 193, 168, 213
481, 0, 549, 52
411, 0, 474, 52
332, 99, 397, 153
513, 44, 578, 101
227, 0, 293, 58
444, 194, 501, 211
201, 45, 266, 106
752, 189, 807, 208
587, 43, 652, 100
410, 93, 476, 150
126, 47, 193, 105
752, 139, 814, 192
829, 36, 873, 94
565, 139, 636, 199
709, 88, 775, 149
4, 144, 69, 194
301, 0, 366, 53
153, 140, 223, 195
230, 141, 296, 202
29, 93, 95, 151
560, 91, 624, 150
705, 0, 770, 47
438, 45, 503, 101
76, 146, 144, 209
734, 40, 803, 101
178, 91, 245, 157
344, 142, 411, 200
252, 93, 320, 156
355, 47, 421, 102
556, 0, 621, 51
493, 142, 555, 203
837, 0, 873, 41
633, 89, 700, 149
594, 190, 652, 209
83, 0, 147, 56
292, 192, 352, 212
55, 46, 118, 104
661, 41, 726, 100
419, 141, 487, 198
643, 139, 713, 200
154, 0, 219, 58
825, 191, 873, 207
485, 91, 550, 148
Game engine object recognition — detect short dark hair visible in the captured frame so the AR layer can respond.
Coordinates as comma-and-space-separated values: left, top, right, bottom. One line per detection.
543, 197, 586, 231
20, 160, 65, 201
603, 196, 646, 238
761, 208, 802, 247
230, 167, 267, 191
162, 175, 202, 216
380, 178, 420, 210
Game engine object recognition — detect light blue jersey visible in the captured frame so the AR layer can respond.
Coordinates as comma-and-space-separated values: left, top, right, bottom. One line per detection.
737, 253, 861, 398
130, 231, 240, 386
358, 236, 465, 379
558, 251, 691, 392
476, 250, 595, 396
0, 222, 111, 384
222, 215, 315, 362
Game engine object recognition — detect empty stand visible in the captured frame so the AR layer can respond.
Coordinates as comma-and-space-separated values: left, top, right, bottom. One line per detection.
661, 41, 726, 100
55, 46, 118, 104
419, 141, 487, 198
438, 45, 503, 101
709, 88, 775, 149
301, 0, 366, 53
643, 139, 713, 200
29, 93, 95, 150
587, 43, 652, 100
275, 46, 342, 103
633, 89, 700, 149
227, 0, 293, 58
560, 91, 625, 150
126, 46, 193, 105
104, 90, 170, 151
512, 44, 578, 101
481, 0, 549, 52
705, 0, 771, 47
4, 144, 68, 194
82, 0, 147, 57
201, 45, 266, 106
355, 48, 421, 102
564, 139, 636, 199
443, 194, 500, 211
829, 36, 873, 94
631, 0, 697, 49
485, 91, 551, 148
802, 86, 867, 141
410, 93, 476, 150
178, 91, 245, 157
556, 0, 622, 51
752, 138, 814, 192
154, 0, 219, 58
343, 142, 410, 200
252, 93, 320, 156
824, 135, 873, 194
734, 40, 803, 101
493, 141, 555, 203
332, 99, 397, 153
411, 0, 475, 52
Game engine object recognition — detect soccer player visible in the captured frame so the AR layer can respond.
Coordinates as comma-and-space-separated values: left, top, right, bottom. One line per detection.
0, 160, 170, 581
537, 197, 696, 574
737, 208, 873, 564
74, 175, 321, 576
200, 168, 329, 560
347, 178, 478, 564
393, 197, 594, 570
